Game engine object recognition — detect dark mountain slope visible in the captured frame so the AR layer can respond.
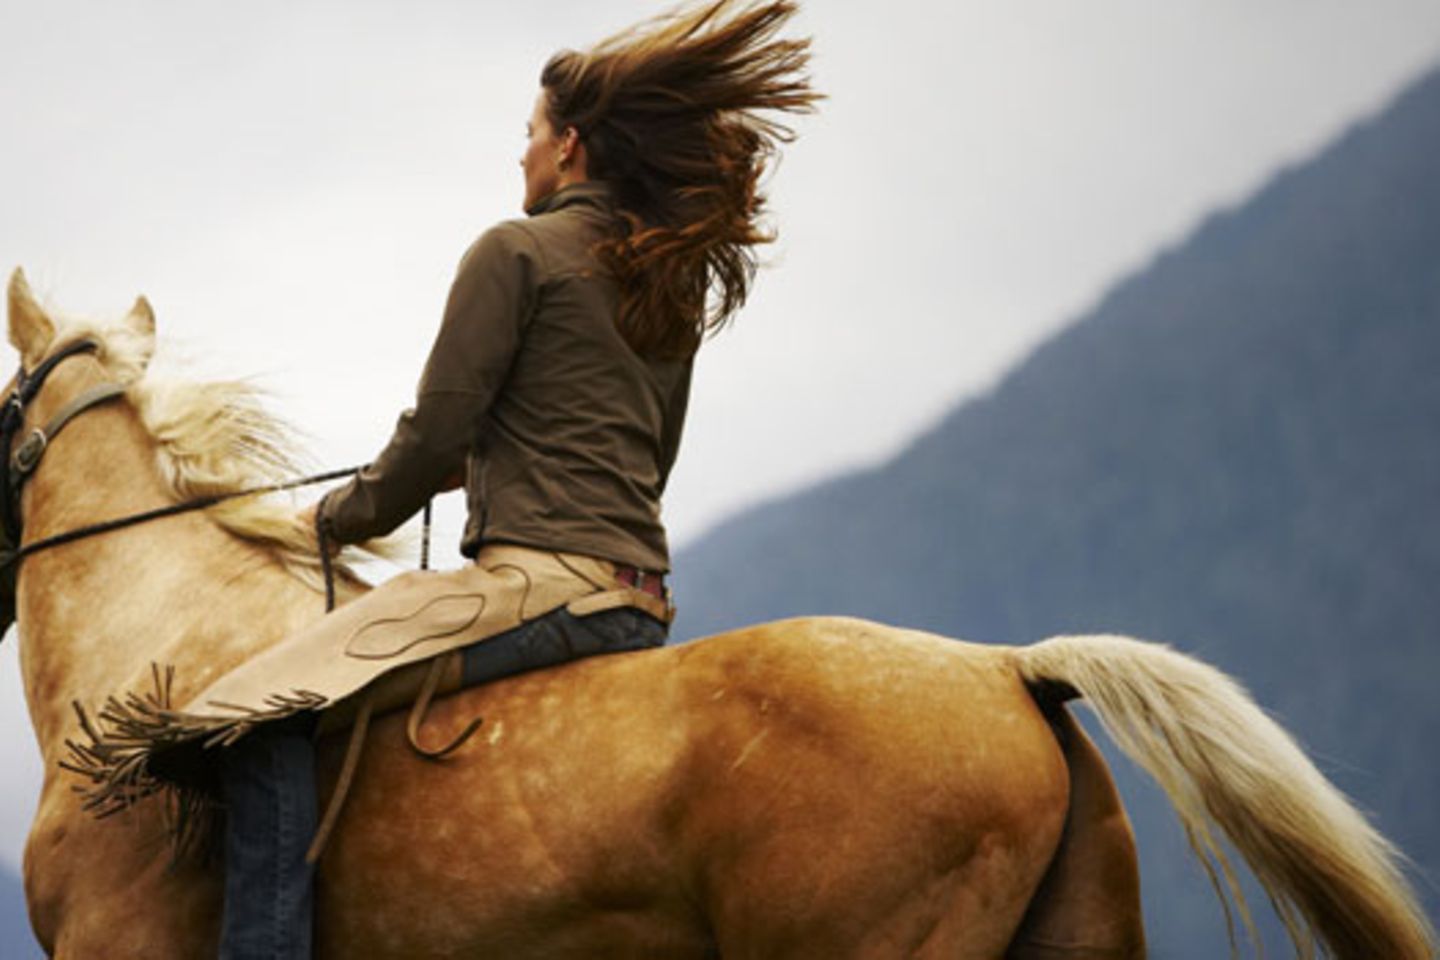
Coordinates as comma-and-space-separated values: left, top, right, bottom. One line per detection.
0, 868, 40, 959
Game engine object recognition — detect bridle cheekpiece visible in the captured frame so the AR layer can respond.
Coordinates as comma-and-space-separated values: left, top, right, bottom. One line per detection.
0, 339, 127, 632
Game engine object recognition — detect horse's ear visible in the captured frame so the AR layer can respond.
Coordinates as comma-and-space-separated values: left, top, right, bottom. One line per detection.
124, 294, 156, 365
7, 268, 55, 365
126, 295, 155, 337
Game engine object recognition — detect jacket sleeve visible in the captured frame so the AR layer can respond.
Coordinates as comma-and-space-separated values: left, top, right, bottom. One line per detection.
321, 223, 540, 544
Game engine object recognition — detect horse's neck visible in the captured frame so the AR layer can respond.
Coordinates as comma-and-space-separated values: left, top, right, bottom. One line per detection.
17, 394, 324, 760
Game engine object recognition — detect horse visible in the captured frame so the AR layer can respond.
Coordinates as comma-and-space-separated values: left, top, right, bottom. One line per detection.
4, 268, 1433, 958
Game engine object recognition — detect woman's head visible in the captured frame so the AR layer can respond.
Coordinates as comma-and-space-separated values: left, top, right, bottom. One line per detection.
521, 90, 587, 212
536, 1, 820, 359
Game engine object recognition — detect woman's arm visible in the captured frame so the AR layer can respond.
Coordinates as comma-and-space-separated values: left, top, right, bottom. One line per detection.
318, 223, 541, 544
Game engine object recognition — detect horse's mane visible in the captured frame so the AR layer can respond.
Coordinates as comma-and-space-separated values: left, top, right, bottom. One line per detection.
49, 314, 377, 591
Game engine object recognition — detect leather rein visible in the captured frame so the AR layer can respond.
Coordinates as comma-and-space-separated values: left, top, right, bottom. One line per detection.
0, 339, 357, 633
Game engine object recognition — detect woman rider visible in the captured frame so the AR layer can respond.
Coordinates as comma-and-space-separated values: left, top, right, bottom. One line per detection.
217, 2, 819, 957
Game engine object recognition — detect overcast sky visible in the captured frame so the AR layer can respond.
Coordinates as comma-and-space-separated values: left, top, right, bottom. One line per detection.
1, 0, 1439, 871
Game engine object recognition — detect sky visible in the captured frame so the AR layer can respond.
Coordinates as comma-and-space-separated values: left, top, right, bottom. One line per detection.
1, 0, 1439, 872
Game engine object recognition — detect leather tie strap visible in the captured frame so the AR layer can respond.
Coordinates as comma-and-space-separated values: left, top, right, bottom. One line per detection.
405, 652, 483, 760
305, 690, 373, 865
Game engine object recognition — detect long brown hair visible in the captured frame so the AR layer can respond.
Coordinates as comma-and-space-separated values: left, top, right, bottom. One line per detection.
541, 0, 820, 359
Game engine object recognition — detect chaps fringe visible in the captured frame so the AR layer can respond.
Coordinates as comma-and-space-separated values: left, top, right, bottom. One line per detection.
61, 662, 326, 858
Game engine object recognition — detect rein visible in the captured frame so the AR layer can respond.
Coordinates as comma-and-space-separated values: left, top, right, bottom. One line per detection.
0, 466, 361, 571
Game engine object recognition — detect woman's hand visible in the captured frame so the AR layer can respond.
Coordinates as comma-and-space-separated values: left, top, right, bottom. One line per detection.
439, 468, 464, 492
297, 500, 341, 556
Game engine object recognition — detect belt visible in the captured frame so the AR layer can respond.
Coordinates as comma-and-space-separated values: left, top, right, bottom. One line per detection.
615, 564, 666, 599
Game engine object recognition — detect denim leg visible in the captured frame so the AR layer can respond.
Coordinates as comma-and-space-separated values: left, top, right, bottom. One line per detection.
219, 721, 318, 960
462, 607, 667, 688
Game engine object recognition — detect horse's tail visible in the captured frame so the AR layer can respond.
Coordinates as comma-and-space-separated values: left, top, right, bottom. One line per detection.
1014, 634, 1435, 960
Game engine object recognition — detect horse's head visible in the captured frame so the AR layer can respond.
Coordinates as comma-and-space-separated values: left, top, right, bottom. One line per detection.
1, 269, 358, 642
2, 268, 159, 635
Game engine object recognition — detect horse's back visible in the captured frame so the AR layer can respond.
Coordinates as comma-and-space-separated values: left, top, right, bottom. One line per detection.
313, 617, 1070, 957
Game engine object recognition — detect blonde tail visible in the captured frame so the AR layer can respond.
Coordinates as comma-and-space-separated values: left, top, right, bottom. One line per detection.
1016, 634, 1435, 959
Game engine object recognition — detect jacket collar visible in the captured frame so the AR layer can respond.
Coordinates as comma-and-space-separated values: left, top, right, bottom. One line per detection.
525, 180, 614, 218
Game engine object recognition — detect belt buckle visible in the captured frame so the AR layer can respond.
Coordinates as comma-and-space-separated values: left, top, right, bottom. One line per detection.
616, 564, 664, 599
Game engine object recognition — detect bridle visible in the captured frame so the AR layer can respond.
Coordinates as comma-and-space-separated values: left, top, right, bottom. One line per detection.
0, 340, 123, 574
0, 339, 356, 636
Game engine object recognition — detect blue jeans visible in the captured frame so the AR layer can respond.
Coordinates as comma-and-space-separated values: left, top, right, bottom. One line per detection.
218, 606, 667, 959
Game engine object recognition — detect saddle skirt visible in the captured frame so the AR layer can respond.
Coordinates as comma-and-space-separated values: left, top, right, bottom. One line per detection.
184, 544, 667, 718
64, 544, 671, 828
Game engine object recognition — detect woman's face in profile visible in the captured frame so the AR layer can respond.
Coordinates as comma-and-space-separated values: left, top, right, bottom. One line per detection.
522, 90, 562, 210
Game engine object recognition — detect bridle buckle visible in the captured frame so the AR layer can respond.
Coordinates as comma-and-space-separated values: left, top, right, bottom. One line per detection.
11, 429, 47, 477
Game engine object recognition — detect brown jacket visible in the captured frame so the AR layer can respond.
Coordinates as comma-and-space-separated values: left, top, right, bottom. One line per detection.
322, 182, 692, 572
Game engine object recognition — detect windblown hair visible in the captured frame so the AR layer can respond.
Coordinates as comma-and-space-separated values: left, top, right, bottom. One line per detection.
541, 0, 820, 359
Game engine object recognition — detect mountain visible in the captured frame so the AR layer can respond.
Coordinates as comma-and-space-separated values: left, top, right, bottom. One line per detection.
1, 868, 40, 959
671, 64, 1440, 955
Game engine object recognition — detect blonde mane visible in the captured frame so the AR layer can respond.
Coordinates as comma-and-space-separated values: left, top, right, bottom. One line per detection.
46, 313, 379, 591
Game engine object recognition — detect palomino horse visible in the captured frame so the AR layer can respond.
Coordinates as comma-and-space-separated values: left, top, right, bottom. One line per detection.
4, 269, 1434, 959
